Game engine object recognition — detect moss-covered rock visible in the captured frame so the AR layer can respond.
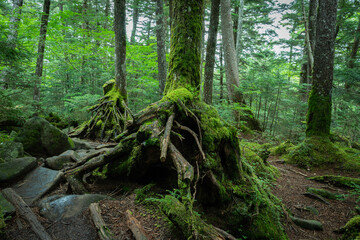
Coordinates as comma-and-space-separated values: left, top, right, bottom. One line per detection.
269, 140, 294, 156
340, 215, 360, 240
0, 141, 24, 162
284, 136, 360, 171
306, 187, 344, 200
308, 175, 360, 188
0, 157, 37, 182
15, 117, 74, 157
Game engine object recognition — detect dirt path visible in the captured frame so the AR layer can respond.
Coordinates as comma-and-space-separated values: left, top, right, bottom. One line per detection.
270, 157, 359, 240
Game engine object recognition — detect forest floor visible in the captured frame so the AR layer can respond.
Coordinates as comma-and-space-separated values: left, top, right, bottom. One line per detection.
3, 145, 359, 240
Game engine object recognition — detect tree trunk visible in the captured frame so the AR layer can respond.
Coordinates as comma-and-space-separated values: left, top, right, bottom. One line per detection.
306, 0, 338, 138
156, 0, 167, 95
345, 16, 360, 90
130, 0, 140, 44
220, 0, 261, 131
114, 0, 127, 100
164, 0, 204, 95
203, 0, 220, 105
235, 0, 244, 62
8, 0, 24, 48
33, 0, 51, 110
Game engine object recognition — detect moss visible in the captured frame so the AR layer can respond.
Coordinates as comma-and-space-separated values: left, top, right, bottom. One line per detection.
306, 187, 344, 200
308, 175, 360, 188
96, 120, 103, 127
107, 145, 141, 178
269, 140, 294, 156
306, 89, 332, 138
135, 183, 156, 202
340, 215, 360, 240
68, 137, 75, 149
162, 88, 194, 104
285, 136, 360, 171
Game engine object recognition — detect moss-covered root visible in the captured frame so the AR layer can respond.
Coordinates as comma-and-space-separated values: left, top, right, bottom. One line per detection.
308, 175, 360, 188
338, 215, 360, 240
285, 136, 360, 171
70, 79, 132, 141
157, 195, 232, 240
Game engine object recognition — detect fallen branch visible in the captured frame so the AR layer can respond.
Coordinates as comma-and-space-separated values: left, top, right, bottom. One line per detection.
89, 203, 115, 240
168, 142, 194, 184
288, 168, 308, 177
125, 210, 149, 240
2, 188, 52, 240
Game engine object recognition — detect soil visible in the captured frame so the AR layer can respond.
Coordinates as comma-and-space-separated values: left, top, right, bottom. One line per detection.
270, 156, 359, 240
2, 154, 359, 240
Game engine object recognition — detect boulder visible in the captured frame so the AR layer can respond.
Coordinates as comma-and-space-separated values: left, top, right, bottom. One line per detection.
13, 166, 63, 206
0, 157, 37, 182
39, 194, 110, 221
72, 138, 96, 150
15, 117, 74, 157
0, 141, 24, 162
45, 150, 80, 170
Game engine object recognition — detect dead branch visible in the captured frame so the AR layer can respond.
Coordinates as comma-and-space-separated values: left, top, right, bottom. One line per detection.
89, 203, 115, 240
160, 113, 175, 162
168, 143, 194, 183
125, 210, 149, 240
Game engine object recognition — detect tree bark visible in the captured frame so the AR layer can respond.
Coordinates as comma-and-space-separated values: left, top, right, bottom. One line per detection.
235, 0, 244, 62
33, 0, 51, 110
156, 0, 167, 95
203, 0, 220, 104
164, 0, 204, 96
345, 16, 360, 90
306, 0, 338, 138
114, 0, 127, 100
130, 0, 140, 44
8, 0, 24, 48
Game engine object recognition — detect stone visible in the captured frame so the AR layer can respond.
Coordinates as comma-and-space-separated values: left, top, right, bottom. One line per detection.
0, 192, 15, 214
45, 150, 80, 170
0, 141, 24, 162
72, 138, 96, 150
0, 157, 37, 182
15, 117, 74, 157
13, 166, 63, 206
39, 194, 110, 221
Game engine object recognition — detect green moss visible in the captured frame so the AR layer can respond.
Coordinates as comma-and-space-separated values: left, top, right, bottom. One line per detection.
306, 187, 344, 200
96, 120, 103, 127
162, 88, 194, 104
135, 184, 156, 202
306, 89, 332, 138
308, 175, 360, 188
68, 137, 75, 149
269, 140, 294, 156
340, 215, 360, 240
285, 136, 360, 171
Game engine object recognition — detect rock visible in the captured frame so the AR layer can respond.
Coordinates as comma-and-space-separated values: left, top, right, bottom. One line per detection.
39, 194, 110, 221
0, 141, 24, 162
15, 117, 74, 157
72, 138, 96, 150
45, 150, 80, 170
290, 216, 323, 230
13, 166, 63, 206
0, 157, 37, 182
0, 192, 15, 214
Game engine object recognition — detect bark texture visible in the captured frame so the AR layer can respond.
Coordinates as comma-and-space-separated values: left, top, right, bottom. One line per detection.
33, 0, 51, 108
203, 0, 220, 104
164, 0, 204, 95
156, 0, 167, 95
114, 0, 127, 100
306, 0, 338, 138
235, 0, 244, 61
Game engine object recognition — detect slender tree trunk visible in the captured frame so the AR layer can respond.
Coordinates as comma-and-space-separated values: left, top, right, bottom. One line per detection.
203, 0, 220, 104
220, 0, 261, 130
130, 0, 140, 44
104, 0, 110, 29
200, 7, 206, 84
114, 0, 127, 100
219, 44, 224, 100
306, 0, 338, 138
345, 16, 360, 90
156, 0, 167, 95
235, 0, 244, 62
33, 0, 51, 110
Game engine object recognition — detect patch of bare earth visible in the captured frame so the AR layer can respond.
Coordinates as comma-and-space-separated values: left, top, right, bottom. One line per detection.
270, 156, 359, 240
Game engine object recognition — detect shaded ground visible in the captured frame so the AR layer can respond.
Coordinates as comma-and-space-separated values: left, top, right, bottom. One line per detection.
270, 156, 359, 240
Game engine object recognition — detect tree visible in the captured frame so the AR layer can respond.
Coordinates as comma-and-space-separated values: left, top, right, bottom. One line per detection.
220, 0, 261, 131
114, 0, 127, 99
345, 16, 360, 91
203, 0, 220, 104
235, 0, 244, 61
33, 0, 51, 110
155, 0, 167, 95
306, 0, 338, 138
130, 0, 140, 44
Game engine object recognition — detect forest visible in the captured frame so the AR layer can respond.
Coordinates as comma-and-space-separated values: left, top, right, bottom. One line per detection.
0, 0, 359, 239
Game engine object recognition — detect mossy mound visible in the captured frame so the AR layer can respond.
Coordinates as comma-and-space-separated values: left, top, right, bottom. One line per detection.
308, 175, 360, 188
67, 91, 287, 239
284, 137, 360, 171
269, 140, 294, 156
71, 80, 132, 141
339, 215, 360, 240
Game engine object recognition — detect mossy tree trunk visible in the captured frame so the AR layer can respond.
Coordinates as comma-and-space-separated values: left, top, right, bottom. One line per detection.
306, 0, 338, 138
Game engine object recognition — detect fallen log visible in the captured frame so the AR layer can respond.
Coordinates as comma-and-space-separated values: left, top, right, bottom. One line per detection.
125, 210, 149, 240
2, 188, 52, 240
89, 203, 115, 240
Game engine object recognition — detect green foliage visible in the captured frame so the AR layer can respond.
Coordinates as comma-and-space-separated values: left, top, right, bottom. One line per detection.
135, 183, 156, 202
0, 206, 10, 234
269, 140, 294, 156
340, 215, 360, 240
